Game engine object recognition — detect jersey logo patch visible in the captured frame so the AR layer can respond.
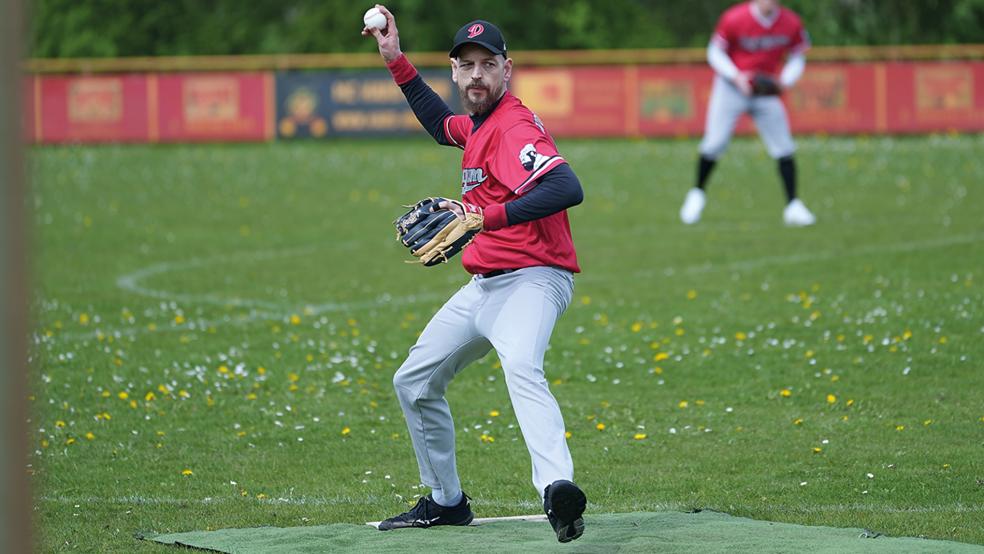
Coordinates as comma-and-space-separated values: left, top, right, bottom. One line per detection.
738, 34, 791, 52
461, 167, 488, 193
519, 143, 550, 172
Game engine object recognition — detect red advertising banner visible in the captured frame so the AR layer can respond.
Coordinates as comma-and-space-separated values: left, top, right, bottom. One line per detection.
885, 62, 984, 132
25, 61, 984, 144
513, 62, 984, 137
155, 73, 272, 142
38, 74, 150, 143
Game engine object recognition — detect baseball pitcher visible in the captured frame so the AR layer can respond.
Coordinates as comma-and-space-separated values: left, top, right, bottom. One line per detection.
364, 5, 588, 543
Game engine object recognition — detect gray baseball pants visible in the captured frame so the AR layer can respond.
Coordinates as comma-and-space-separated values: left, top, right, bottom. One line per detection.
700, 74, 797, 160
393, 266, 575, 504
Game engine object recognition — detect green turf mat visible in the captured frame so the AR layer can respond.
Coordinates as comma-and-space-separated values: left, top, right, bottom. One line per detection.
140, 511, 984, 553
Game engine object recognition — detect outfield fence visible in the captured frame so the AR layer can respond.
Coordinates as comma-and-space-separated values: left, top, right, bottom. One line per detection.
23, 45, 984, 143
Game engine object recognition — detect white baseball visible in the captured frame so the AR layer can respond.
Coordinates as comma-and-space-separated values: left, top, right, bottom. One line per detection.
363, 7, 386, 30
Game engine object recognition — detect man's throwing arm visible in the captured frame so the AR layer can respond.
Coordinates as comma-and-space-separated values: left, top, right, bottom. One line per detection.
387, 55, 458, 146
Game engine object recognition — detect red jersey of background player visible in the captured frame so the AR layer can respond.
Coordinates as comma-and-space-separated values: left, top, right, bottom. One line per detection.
442, 91, 580, 275
711, 1, 810, 75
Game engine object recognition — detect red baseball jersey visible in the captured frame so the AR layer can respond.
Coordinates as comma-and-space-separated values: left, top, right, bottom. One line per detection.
711, 1, 810, 75
442, 91, 580, 275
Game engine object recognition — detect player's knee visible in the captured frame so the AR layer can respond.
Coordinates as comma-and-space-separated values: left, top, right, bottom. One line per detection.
392, 370, 415, 398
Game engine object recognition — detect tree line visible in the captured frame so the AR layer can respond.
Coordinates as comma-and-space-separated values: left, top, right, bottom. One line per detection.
30, 0, 984, 58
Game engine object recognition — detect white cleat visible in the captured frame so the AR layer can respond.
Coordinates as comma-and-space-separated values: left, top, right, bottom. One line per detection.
679, 188, 706, 225
783, 199, 816, 227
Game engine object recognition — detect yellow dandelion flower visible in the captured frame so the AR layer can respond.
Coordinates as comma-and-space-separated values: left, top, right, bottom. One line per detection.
805, 350, 815, 358
145, 392, 156, 402
831, 375, 840, 382
793, 418, 803, 425
923, 419, 933, 426
652, 367, 663, 375
257, 493, 267, 499
578, 337, 591, 345
695, 399, 705, 406
826, 394, 837, 404
79, 313, 90, 325
633, 433, 647, 440
489, 410, 500, 417
596, 423, 606, 431
178, 390, 190, 398
675, 328, 685, 336
147, 323, 157, 331
341, 427, 351, 436
942, 464, 950, 469
686, 289, 697, 300
65, 437, 76, 445
55, 420, 65, 428
40, 439, 49, 449
836, 334, 845, 342
902, 330, 912, 340
101, 390, 110, 398
85, 432, 95, 440
780, 389, 792, 398
565, 431, 572, 439
812, 447, 822, 454
288, 372, 300, 382
630, 322, 643, 333
678, 400, 688, 409
735, 332, 747, 341
580, 296, 591, 305
654, 352, 669, 362
290, 314, 301, 325
129, 400, 138, 409
246, 393, 257, 400
939, 336, 948, 344
257, 366, 267, 375
846, 399, 854, 407
896, 425, 905, 431
863, 334, 873, 344
174, 315, 185, 324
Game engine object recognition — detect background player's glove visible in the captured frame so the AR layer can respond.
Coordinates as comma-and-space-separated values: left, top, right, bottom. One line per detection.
750, 73, 783, 96
394, 197, 484, 266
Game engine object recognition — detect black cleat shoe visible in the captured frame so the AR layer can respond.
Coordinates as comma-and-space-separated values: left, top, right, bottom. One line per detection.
377, 493, 474, 530
543, 480, 586, 543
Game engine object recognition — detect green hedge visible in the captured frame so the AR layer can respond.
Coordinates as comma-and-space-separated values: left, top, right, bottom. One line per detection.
30, 0, 984, 58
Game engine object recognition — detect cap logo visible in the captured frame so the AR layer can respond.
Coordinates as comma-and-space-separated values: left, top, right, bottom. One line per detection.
467, 24, 484, 38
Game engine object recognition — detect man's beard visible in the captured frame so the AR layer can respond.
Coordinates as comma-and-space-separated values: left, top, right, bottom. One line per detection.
461, 82, 504, 115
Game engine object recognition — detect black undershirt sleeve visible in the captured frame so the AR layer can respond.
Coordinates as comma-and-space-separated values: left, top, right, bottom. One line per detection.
398, 75, 456, 146
504, 163, 583, 225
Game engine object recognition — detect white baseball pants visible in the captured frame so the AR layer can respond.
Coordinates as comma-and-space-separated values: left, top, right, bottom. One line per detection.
393, 266, 575, 503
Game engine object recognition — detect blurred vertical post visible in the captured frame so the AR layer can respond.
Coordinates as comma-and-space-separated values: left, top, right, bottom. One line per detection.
0, 0, 32, 550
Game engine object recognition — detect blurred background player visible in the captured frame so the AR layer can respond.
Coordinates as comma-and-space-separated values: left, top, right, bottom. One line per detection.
680, 0, 816, 226
364, 5, 588, 543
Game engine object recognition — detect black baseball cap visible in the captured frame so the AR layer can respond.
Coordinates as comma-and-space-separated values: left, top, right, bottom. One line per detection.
449, 20, 507, 58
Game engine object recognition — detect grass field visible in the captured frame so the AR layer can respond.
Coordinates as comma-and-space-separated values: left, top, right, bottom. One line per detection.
29, 135, 984, 552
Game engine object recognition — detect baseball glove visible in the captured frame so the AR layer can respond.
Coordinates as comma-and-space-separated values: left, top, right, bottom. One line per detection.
394, 197, 484, 266
750, 73, 782, 96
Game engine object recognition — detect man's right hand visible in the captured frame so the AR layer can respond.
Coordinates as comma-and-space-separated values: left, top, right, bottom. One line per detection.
733, 71, 753, 96
362, 4, 402, 63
